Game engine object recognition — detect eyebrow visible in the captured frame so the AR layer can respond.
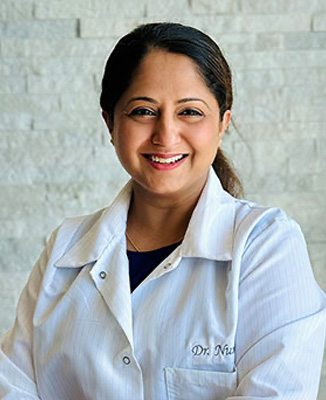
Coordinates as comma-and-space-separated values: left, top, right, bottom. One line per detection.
177, 97, 210, 109
126, 96, 210, 109
126, 96, 159, 105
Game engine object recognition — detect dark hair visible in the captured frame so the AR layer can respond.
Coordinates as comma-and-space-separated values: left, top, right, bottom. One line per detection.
100, 22, 243, 198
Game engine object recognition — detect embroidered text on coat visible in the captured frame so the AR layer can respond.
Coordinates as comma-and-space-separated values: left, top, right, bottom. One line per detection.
191, 344, 235, 357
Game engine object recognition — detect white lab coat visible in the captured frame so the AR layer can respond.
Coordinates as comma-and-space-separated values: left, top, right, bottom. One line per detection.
0, 168, 325, 400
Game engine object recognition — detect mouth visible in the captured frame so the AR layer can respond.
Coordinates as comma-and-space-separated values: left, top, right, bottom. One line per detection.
142, 154, 189, 165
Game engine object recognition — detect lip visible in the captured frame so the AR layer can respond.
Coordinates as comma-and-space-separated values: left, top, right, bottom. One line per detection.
142, 153, 186, 159
142, 153, 189, 171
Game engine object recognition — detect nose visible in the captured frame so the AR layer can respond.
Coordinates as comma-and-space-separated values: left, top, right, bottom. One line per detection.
151, 112, 180, 147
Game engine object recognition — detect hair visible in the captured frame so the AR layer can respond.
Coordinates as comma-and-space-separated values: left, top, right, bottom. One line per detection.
100, 22, 243, 198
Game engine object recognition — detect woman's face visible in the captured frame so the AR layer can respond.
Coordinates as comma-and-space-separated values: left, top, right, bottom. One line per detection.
104, 50, 231, 199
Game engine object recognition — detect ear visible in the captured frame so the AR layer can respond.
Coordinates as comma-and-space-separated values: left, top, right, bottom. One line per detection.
219, 110, 232, 137
102, 111, 114, 133
102, 111, 115, 144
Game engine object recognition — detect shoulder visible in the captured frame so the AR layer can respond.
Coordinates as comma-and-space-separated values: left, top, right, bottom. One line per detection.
45, 207, 109, 265
205, 171, 298, 246
229, 196, 304, 257
227, 196, 312, 281
234, 197, 296, 234
57, 207, 107, 242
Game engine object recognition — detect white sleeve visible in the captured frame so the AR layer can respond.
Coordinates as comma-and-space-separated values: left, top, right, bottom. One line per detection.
230, 217, 326, 399
0, 230, 57, 399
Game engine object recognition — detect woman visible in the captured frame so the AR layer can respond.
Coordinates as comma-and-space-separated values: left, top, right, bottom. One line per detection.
0, 22, 325, 400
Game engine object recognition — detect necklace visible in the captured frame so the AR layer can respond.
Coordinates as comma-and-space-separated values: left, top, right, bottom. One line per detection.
126, 231, 184, 252
126, 231, 141, 252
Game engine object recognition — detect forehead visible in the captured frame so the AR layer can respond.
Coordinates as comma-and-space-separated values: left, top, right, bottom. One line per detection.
136, 49, 200, 74
124, 50, 212, 97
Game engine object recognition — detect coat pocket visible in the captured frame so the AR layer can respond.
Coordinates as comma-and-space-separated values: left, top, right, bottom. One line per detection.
164, 367, 237, 400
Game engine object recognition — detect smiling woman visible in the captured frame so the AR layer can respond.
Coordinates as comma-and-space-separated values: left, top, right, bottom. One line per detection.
0, 22, 325, 400
102, 49, 230, 239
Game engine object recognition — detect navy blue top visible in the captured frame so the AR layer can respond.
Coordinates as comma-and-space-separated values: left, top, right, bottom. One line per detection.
127, 241, 182, 292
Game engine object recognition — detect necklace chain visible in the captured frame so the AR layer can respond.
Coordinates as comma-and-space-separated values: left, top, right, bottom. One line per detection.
126, 231, 141, 252
126, 231, 184, 252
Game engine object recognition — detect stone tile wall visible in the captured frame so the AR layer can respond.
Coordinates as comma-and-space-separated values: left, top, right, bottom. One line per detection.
1, 0, 325, 397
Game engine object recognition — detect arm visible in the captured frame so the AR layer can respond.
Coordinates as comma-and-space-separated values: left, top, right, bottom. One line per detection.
231, 217, 326, 399
0, 231, 58, 399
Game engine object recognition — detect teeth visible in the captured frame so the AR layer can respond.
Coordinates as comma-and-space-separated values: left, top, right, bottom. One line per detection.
150, 155, 184, 164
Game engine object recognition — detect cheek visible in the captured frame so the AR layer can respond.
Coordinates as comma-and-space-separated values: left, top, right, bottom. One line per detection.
113, 121, 131, 146
115, 131, 129, 148
114, 126, 146, 161
189, 126, 220, 150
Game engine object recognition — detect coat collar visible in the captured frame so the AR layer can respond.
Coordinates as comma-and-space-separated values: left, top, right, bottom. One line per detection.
55, 168, 235, 268
180, 168, 235, 261
54, 180, 132, 268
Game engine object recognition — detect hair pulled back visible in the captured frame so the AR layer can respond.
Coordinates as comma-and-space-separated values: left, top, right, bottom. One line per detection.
100, 22, 243, 198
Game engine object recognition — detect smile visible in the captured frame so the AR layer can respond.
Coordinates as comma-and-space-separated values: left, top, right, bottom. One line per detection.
143, 154, 188, 164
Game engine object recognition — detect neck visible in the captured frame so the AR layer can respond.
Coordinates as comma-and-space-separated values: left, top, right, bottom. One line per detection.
126, 176, 207, 251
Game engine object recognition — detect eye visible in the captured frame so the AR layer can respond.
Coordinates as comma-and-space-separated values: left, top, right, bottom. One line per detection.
179, 108, 203, 117
128, 108, 156, 117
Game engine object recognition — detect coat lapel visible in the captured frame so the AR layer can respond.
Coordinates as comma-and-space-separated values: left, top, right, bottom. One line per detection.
90, 239, 134, 347
54, 180, 134, 346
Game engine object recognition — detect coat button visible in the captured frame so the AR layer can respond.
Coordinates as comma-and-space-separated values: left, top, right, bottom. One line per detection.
122, 356, 131, 365
99, 271, 107, 279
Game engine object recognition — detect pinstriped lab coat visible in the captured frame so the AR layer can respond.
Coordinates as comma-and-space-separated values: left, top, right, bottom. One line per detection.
0, 168, 325, 400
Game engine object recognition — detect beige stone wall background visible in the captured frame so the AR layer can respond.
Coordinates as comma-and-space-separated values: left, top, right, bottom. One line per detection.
1, 0, 326, 397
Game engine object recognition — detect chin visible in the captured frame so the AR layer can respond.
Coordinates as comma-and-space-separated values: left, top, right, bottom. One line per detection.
136, 178, 186, 197
149, 183, 183, 196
